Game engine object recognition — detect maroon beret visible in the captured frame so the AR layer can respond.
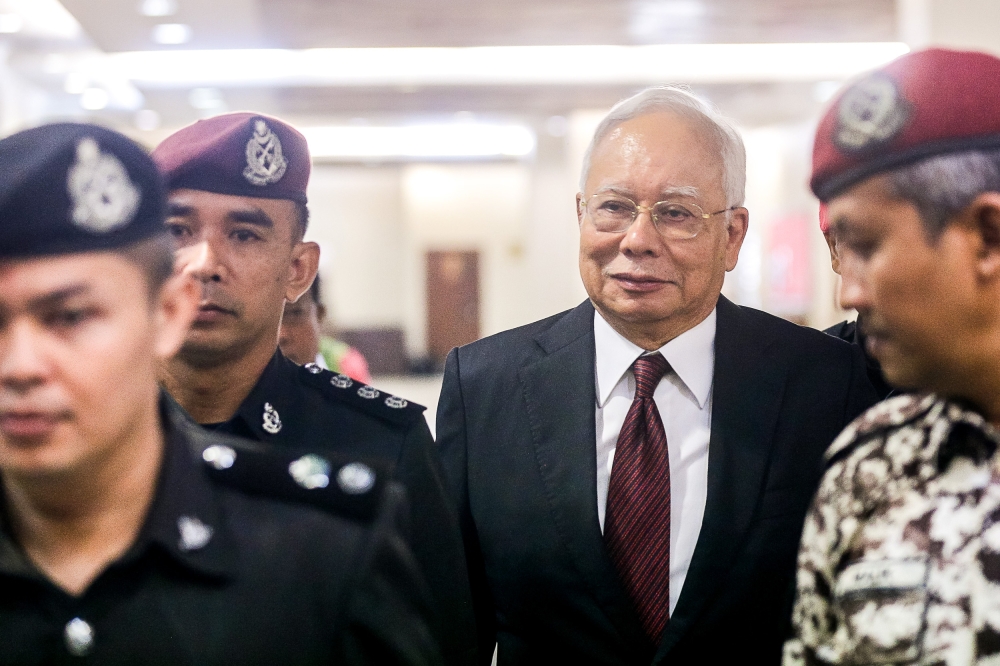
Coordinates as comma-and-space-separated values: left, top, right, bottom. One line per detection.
152, 112, 310, 204
811, 48, 1000, 201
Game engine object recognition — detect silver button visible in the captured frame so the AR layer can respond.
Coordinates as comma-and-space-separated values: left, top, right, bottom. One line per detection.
303, 362, 322, 374
385, 395, 408, 409
357, 385, 380, 400
337, 462, 376, 495
330, 374, 353, 389
289, 454, 331, 490
177, 515, 214, 552
64, 617, 94, 657
202, 445, 236, 470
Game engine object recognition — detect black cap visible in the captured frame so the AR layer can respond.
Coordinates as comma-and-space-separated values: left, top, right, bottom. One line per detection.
0, 123, 166, 260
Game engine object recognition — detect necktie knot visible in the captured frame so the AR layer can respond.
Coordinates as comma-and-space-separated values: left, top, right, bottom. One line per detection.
633, 353, 670, 399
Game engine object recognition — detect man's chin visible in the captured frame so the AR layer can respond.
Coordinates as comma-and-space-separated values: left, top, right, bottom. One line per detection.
176, 334, 252, 368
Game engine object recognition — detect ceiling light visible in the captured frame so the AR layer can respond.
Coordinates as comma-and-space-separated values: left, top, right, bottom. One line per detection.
80, 87, 109, 110
0, 14, 23, 34
139, 0, 177, 17
188, 87, 224, 109
300, 124, 536, 160
152, 23, 191, 45
108, 42, 909, 88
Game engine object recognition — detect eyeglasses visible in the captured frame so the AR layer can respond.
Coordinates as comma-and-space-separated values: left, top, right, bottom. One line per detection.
579, 193, 738, 239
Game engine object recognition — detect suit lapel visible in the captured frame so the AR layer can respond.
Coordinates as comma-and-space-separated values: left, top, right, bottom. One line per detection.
518, 300, 652, 653
653, 297, 788, 662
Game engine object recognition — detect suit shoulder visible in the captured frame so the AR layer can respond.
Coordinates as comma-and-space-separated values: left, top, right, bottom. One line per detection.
186, 424, 392, 524
294, 363, 426, 429
734, 304, 854, 356
825, 393, 937, 464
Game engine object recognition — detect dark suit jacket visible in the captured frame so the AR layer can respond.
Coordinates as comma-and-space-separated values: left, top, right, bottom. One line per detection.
436, 297, 878, 665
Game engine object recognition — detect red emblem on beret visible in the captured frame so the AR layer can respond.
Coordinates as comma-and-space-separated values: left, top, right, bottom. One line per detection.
811, 48, 1000, 200
152, 112, 310, 204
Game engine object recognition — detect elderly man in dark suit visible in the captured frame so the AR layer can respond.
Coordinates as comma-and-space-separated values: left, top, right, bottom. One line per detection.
436, 86, 879, 665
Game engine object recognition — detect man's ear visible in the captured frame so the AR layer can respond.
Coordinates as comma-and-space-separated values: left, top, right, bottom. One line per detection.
724, 207, 750, 272
576, 193, 584, 227
286, 241, 320, 303
154, 271, 199, 360
967, 192, 1000, 283
824, 231, 841, 275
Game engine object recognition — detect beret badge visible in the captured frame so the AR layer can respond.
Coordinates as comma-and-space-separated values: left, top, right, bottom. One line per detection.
244, 119, 287, 186
834, 73, 910, 153
67, 137, 141, 233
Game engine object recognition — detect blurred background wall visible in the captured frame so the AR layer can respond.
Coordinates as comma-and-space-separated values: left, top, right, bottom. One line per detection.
0, 0, 994, 408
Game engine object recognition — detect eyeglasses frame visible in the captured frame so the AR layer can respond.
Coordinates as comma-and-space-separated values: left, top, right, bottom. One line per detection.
578, 192, 740, 239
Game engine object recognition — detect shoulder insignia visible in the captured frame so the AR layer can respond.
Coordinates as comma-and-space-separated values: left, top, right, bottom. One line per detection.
192, 432, 389, 523
824, 393, 938, 466
296, 364, 426, 427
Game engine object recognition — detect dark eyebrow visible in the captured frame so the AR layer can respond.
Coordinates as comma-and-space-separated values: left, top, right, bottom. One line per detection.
229, 208, 274, 229
167, 202, 195, 217
27, 284, 90, 311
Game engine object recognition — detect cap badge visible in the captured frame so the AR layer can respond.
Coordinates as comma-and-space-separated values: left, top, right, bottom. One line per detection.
289, 454, 330, 490
177, 515, 213, 551
67, 137, 141, 233
337, 462, 376, 495
834, 73, 910, 152
244, 120, 287, 186
262, 402, 282, 434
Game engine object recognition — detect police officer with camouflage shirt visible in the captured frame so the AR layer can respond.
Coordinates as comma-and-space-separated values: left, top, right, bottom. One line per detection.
0, 123, 440, 664
152, 113, 477, 665
785, 48, 1000, 665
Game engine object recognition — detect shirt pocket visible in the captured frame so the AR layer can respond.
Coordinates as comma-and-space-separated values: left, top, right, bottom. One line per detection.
833, 557, 929, 664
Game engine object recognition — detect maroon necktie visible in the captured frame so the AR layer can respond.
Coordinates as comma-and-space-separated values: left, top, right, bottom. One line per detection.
604, 352, 672, 643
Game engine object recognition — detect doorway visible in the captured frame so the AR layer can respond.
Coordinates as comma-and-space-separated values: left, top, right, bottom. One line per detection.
426, 250, 480, 365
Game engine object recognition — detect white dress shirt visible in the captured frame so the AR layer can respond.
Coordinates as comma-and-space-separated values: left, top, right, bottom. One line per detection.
594, 307, 715, 614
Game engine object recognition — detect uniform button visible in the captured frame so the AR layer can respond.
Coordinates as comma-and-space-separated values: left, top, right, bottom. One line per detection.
202, 444, 236, 470
64, 617, 94, 657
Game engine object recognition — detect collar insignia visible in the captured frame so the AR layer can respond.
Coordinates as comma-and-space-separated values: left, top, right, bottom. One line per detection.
262, 402, 282, 434
244, 120, 287, 186
67, 137, 141, 233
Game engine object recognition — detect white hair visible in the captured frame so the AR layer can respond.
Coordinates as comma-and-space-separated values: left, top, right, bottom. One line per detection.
579, 86, 747, 208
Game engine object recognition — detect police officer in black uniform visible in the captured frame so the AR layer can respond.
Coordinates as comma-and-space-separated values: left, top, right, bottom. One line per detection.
153, 113, 477, 665
0, 123, 440, 665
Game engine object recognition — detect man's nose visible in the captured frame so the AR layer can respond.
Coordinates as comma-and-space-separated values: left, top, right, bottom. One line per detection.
619, 209, 663, 256
0, 322, 47, 393
177, 240, 223, 283
837, 266, 869, 312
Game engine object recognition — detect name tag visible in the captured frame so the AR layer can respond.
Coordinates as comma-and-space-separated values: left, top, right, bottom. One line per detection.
835, 558, 928, 596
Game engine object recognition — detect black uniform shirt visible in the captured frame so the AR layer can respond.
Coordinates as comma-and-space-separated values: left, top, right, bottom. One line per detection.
204, 351, 478, 666
0, 395, 441, 666
824, 318, 895, 400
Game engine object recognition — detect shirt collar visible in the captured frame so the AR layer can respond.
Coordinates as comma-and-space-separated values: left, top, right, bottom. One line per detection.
594, 307, 716, 409
223, 349, 300, 442
0, 393, 237, 582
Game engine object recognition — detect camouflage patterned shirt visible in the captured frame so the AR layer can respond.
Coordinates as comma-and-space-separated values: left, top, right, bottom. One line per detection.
784, 393, 1000, 666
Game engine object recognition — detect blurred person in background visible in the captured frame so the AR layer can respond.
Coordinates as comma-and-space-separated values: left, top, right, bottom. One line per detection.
436, 86, 878, 666
0, 123, 439, 665
786, 48, 1000, 666
819, 203, 895, 399
153, 112, 476, 666
280, 274, 372, 383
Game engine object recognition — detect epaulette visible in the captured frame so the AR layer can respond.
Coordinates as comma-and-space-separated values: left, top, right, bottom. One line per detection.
297, 363, 427, 427
824, 393, 938, 467
192, 431, 390, 523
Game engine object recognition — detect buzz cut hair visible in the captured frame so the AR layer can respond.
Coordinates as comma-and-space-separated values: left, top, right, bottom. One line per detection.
579, 86, 747, 209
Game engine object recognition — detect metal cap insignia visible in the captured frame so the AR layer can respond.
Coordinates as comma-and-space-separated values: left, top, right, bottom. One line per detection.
244, 120, 288, 186
289, 454, 331, 490
67, 137, 141, 233
834, 74, 910, 152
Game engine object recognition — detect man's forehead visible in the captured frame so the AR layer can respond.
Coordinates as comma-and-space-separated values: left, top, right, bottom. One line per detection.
0, 253, 135, 302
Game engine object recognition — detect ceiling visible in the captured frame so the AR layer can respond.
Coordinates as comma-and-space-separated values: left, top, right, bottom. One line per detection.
0, 1, 901, 139
61, 0, 896, 51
